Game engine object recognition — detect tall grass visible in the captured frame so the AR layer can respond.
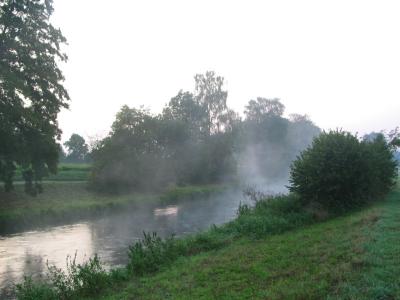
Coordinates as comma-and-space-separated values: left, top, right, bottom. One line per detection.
16, 253, 113, 300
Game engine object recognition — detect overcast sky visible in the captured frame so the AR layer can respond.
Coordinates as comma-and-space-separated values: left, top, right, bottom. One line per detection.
52, 0, 400, 143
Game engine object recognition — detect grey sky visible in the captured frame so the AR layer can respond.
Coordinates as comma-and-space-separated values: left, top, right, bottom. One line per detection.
52, 0, 400, 142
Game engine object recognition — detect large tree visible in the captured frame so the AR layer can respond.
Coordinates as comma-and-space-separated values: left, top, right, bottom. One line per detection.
194, 71, 228, 136
0, 0, 69, 194
64, 134, 89, 162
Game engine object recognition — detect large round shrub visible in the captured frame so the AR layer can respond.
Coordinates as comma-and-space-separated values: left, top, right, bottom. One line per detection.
289, 130, 396, 210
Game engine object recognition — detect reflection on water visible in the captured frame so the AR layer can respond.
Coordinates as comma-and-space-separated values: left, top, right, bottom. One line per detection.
154, 206, 179, 216
0, 189, 247, 295
0, 224, 93, 297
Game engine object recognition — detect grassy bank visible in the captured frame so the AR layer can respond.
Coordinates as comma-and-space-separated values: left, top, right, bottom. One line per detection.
12, 177, 400, 300
98, 186, 399, 300
16, 184, 400, 299
0, 182, 226, 234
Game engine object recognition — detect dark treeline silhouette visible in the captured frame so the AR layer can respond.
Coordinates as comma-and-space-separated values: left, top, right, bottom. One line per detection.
90, 71, 321, 192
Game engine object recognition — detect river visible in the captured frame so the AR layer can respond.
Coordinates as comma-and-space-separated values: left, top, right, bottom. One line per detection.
0, 189, 249, 297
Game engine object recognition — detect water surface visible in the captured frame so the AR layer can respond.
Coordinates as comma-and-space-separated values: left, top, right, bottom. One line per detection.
0, 189, 248, 296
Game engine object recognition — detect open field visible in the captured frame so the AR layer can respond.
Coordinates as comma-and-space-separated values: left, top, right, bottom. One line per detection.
13, 163, 92, 182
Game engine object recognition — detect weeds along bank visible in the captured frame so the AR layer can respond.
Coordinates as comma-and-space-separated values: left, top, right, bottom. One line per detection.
0, 182, 225, 234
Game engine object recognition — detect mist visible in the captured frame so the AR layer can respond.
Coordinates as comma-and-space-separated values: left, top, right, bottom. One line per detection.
88, 73, 321, 196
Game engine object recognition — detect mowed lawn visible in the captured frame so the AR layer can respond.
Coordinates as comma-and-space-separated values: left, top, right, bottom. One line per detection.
98, 185, 400, 300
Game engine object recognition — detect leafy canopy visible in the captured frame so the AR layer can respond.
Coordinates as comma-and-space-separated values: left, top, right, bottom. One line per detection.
64, 134, 89, 163
0, 0, 69, 194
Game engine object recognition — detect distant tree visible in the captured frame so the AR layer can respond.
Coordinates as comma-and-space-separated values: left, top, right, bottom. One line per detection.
289, 113, 310, 123
64, 134, 89, 162
162, 91, 205, 138
91, 73, 321, 193
194, 71, 228, 135
0, 0, 69, 194
388, 127, 400, 147
287, 114, 321, 153
91, 106, 171, 192
237, 99, 320, 183
244, 98, 284, 122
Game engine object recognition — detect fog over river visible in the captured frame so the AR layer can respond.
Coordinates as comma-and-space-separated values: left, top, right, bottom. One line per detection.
0, 189, 254, 297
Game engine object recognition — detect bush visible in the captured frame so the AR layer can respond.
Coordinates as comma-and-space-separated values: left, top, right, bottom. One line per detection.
128, 232, 181, 275
289, 130, 397, 210
225, 193, 314, 238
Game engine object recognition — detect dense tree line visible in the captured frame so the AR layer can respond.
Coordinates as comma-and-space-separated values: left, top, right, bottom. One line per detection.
91, 71, 321, 192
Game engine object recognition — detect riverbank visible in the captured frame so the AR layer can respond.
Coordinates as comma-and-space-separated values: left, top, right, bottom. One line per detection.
0, 182, 225, 234
14, 184, 400, 299
97, 185, 400, 299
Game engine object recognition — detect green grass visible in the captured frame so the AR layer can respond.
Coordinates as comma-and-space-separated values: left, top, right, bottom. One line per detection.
90, 186, 400, 300
0, 182, 224, 233
14, 163, 92, 182
333, 187, 400, 299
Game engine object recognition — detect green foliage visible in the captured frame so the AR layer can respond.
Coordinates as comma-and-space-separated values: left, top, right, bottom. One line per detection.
128, 232, 181, 275
63, 134, 89, 163
91, 72, 319, 193
90, 106, 175, 192
0, 0, 69, 194
289, 130, 397, 210
225, 193, 314, 238
244, 97, 285, 121
237, 100, 320, 182
15, 277, 57, 300
362, 133, 398, 197
16, 254, 109, 299
194, 70, 230, 135
91, 72, 240, 192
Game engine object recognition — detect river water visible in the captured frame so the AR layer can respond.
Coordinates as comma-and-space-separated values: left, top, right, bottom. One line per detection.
0, 189, 248, 296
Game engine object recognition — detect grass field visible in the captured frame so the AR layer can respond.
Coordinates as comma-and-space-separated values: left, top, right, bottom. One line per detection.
86, 184, 400, 300
13, 163, 92, 182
